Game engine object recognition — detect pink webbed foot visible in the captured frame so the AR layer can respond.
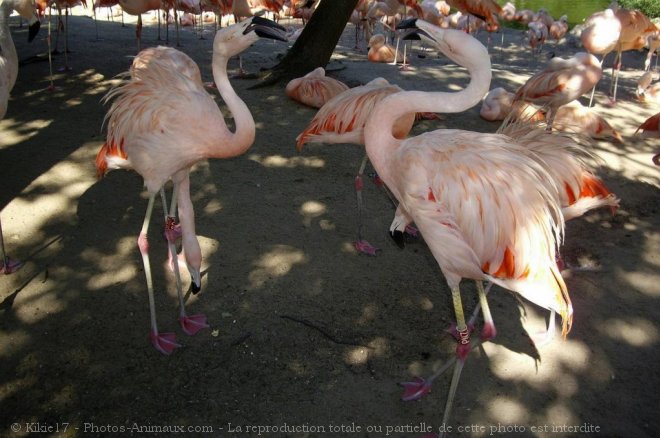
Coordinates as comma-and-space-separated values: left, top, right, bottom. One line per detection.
150, 330, 181, 355
354, 240, 379, 256
1, 258, 23, 275
179, 314, 209, 336
400, 376, 433, 401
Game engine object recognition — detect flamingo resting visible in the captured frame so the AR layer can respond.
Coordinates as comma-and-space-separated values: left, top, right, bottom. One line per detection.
285, 67, 349, 109
368, 19, 576, 430
96, 16, 286, 354
1, 0, 41, 274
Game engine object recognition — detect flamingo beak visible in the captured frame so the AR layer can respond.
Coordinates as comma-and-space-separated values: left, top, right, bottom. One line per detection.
28, 20, 40, 43
396, 18, 434, 42
245, 16, 287, 42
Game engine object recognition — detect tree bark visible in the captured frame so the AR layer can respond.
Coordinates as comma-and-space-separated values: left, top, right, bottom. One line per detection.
253, 0, 359, 87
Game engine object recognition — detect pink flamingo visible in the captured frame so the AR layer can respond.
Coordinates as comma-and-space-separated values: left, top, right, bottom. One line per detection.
118, 0, 163, 50
367, 18, 602, 428
96, 17, 286, 354
367, 33, 404, 63
479, 87, 543, 122
552, 101, 623, 143
285, 67, 349, 108
0, 0, 40, 275
549, 15, 568, 41
527, 20, 548, 54
296, 77, 417, 256
635, 112, 660, 138
513, 52, 602, 131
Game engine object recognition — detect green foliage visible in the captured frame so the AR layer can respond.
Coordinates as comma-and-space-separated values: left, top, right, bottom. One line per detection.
617, 0, 660, 19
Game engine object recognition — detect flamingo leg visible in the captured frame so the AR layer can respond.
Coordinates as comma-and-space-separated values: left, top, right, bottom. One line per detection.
160, 188, 208, 336
545, 108, 556, 131
0, 218, 23, 275
137, 14, 142, 52
139, 193, 181, 355
609, 50, 622, 104
354, 154, 378, 255
477, 281, 496, 341
531, 309, 556, 347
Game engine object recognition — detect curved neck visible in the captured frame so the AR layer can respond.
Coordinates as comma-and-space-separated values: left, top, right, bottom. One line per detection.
210, 52, 255, 158
364, 51, 491, 183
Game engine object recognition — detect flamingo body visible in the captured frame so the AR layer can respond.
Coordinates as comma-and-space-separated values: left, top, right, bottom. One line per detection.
285, 67, 350, 109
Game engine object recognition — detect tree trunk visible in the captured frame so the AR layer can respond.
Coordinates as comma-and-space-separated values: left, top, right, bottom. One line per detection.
253, 0, 359, 87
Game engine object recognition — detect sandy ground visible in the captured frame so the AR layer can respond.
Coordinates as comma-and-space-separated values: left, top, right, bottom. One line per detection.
1, 8, 659, 438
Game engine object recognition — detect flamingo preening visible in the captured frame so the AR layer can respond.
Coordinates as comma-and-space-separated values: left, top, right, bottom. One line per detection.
96, 16, 286, 354
285, 67, 349, 109
1, 0, 41, 275
365, 18, 613, 431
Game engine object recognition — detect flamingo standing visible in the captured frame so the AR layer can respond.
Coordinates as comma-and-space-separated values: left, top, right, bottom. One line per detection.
513, 52, 603, 131
0, 0, 41, 275
527, 20, 548, 54
285, 67, 349, 108
367, 18, 576, 430
296, 77, 417, 255
118, 0, 163, 51
645, 26, 660, 71
96, 16, 286, 354
549, 15, 568, 42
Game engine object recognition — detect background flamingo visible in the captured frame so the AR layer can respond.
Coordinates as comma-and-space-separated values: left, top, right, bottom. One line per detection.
552, 100, 623, 143
513, 51, 602, 130
96, 16, 286, 354
368, 19, 572, 429
285, 67, 349, 108
296, 77, 417, 255
1, 0, 40, 275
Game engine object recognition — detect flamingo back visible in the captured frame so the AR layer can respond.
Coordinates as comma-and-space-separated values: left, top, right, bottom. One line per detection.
296, 78, 414, 149
285, 67, 350, 109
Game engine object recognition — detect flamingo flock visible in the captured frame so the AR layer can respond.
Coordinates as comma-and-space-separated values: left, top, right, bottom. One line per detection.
1, 0, 658, 435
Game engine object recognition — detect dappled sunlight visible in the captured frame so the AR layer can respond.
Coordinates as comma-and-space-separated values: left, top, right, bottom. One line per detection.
248, 153, 325, 169
484, 339, 590, 395
343, 337, 389, 366
248, 245, 307, 289
598, 317, 658, 347
0, 118, 53, 147
617, 269, 660, 297
486, 396, 529, 424
299, 200, 327, 228
83, 237, 138, 290
0, 330, 30, 358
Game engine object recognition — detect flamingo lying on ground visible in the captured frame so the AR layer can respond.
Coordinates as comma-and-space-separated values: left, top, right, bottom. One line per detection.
0, 0, 41, 275
479, 87, 543, 122
370, 18, 617, 430
285, 67, 349, 108
513, 52, 602, 131
553, 100, 623, 143
96, 16, 286, 354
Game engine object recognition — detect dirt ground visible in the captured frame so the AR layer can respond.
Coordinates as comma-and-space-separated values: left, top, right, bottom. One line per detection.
1, 9, 659, 438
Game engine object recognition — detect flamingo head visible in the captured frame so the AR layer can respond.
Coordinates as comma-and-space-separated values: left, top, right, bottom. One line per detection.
213, 16, 287, 58
396, 19, 489, 72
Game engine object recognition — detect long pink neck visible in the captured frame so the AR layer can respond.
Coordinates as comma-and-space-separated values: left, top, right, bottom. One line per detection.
208, 52, 256, 158
364, 43, 491, 185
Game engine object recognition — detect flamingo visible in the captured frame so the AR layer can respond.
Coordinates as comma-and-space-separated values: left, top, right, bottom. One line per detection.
608, 6, 656, 104
118, 0, 162, 50
96, 16, 286, 354
645, 26, 660, 71
549, 15, 568, 42
514, 8, 534, 25
366, 18, 577, 429
367, 33, 404, 63
636, 71, 660, 104
479, 87, 543, 122
512, 52, 603, 131
635, 112, 660, 138
285, 67, 349, 109
296, 77, 417, 256
552, 101, 623, 144
445, 0, 500, 33
0, 0, 40, 275
527, 20, 548, 54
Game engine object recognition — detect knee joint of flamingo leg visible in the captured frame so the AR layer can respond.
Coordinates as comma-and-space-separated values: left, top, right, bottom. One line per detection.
354, 175, 364, 192
137, 233, 149, 255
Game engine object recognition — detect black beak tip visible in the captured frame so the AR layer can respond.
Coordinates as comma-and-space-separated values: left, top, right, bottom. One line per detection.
191, 282, 201, 295
390, 231, 406, 249
396, 18, 418, 30
28, 21, 41, 43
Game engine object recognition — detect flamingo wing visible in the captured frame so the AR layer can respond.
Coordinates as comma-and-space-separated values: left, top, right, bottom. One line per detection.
394, 130, 571, 335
